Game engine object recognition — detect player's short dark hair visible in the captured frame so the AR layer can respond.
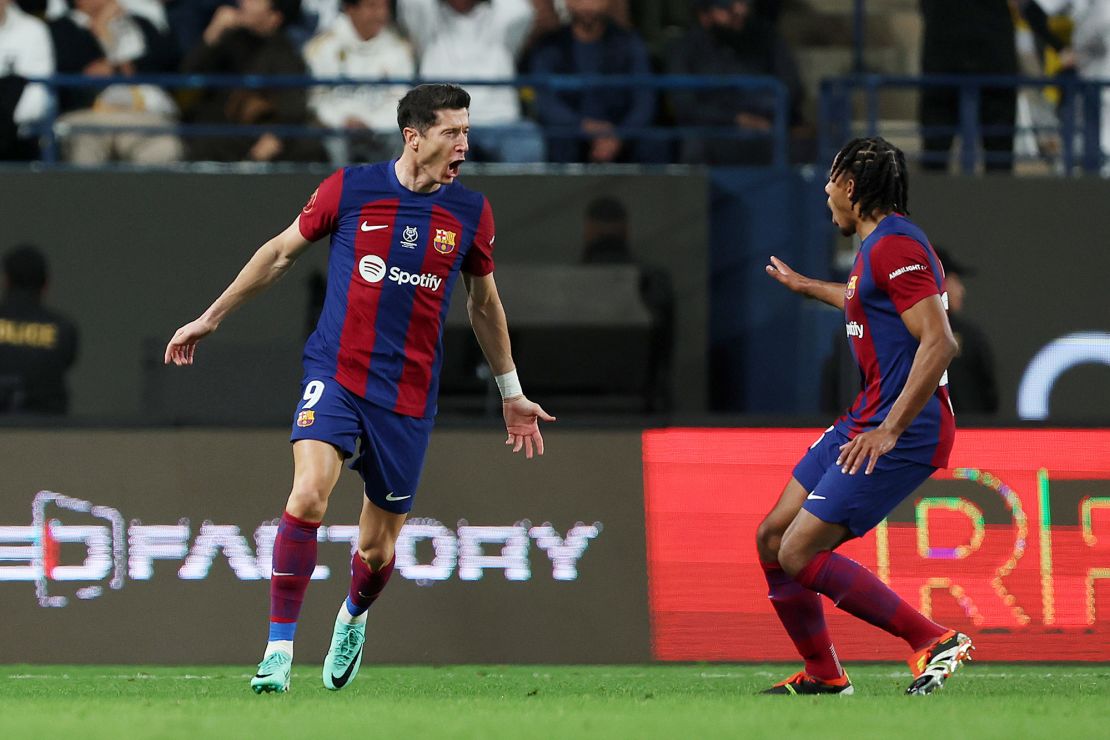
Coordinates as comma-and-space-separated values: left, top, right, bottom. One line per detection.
397, 84, 471, 134
830, 136, 909, 217
3, 244, 48, 292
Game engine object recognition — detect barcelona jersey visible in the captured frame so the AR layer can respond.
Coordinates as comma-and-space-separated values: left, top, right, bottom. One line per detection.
297, 161, 495, 418
836, 213, 955, 467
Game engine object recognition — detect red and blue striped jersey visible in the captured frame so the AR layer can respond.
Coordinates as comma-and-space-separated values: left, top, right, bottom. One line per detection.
297, 161, 495, 418
836, 213, 955, 467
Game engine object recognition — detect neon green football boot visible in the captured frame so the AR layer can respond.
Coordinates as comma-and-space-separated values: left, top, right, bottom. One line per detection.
322, 615, 366, 690
251, 651, 292, 694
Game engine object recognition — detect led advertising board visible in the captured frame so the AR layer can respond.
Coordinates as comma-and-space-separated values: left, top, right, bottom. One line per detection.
644, 428, 1110, 662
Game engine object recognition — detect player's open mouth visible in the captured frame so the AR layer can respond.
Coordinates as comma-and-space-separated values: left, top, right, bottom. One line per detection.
447, 159, 464, 177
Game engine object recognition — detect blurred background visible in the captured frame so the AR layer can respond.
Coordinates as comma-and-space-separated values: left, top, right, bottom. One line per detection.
1, 0, 1109, 665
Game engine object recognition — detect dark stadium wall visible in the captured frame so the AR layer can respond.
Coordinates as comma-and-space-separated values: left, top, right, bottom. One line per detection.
909, 175, 1110, 422
0, 428, 650, 664
1, 172, 708, 421
711, 171, 1110, 421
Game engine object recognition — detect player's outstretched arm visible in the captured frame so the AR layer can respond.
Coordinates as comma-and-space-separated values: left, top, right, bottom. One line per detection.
463, 272, 556, 459
837, 294, 957, 475
164, 218, 312, 366
765, 255, 847, 310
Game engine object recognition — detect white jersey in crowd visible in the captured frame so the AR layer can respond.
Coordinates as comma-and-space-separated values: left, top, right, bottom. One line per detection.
1034, 0, 1110, 167
0, 1, 54, 127
303, 14, 415, 131
1033, 0, 1110, 77
397, 0, 533, 126
45, 0, 168, 29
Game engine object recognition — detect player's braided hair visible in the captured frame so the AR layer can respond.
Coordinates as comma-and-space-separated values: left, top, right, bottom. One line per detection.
830, 137, 909, 217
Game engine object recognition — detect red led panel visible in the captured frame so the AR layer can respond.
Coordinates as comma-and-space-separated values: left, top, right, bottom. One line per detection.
643, 428, 1110, 662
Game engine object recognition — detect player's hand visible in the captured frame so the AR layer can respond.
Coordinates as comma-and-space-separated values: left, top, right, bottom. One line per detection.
836, 425, 900, 475
164, 317, 217, 366
502, 395, 556, 459
765, 255, 811, 296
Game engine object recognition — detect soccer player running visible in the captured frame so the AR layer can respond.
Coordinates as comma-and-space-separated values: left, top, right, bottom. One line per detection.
164, 84, 555, 694
757, 137, 971, 696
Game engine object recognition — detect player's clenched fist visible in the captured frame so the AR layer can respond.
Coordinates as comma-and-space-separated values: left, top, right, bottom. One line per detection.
502, 395, 556, 459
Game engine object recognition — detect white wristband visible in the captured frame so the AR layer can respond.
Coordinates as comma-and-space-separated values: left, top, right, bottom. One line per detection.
494, 369, 523, 400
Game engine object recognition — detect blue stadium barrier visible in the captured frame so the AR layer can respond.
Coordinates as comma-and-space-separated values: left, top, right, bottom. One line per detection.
818, 74, 1107, 175
20, 74, 791, 167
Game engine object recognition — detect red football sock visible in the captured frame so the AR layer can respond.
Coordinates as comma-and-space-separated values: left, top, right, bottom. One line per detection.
761, 561, 843, 681
346, 551, 395, 616
795, 551, 946, 650
269, 511, 320, 633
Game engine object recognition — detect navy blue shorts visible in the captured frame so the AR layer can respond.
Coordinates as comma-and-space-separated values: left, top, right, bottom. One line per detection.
289, 377, 433, 514
792, 425, 937, 537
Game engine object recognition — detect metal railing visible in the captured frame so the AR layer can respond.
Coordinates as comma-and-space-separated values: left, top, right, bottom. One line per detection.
819, 74, 1107, 175
19, 74, 792, 168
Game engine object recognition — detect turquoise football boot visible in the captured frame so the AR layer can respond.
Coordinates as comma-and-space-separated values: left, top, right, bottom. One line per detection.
322, 615, 366, 690
251, 651, 292, 694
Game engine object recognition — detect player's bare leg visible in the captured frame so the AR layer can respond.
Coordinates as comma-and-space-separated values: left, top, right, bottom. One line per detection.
755, 479, 851, 694
285, 439, 346, 521
755, 477, 810, 563
780, 508, 971, 694
253, 440, 344, 694
323, 497, 407, 690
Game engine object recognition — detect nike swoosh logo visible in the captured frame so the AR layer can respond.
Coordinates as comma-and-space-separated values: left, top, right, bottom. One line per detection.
329, 651, 361, 688
361, 222, 388, 232
254, 672, 272, 679
272, 571, 295, 577
807, 493, 826, 500
384, 492, 411, 502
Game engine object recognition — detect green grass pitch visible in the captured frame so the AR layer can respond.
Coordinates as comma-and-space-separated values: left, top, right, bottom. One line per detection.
2, 664, 1107, 739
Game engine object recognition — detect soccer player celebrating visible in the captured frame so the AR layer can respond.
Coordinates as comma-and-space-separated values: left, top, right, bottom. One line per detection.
757, 137, 970, 696
164, 83, 555, 694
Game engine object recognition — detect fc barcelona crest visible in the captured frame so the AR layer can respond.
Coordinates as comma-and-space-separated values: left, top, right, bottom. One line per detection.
845, 275, 858, 300
297, 410, 315, 427
433, 229, 457, 255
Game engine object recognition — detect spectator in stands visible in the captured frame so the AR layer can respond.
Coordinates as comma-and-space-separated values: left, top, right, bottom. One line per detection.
0, 0, 54, 160
529, 0, 658, 163
0, 245, 79, 415
49, 0, 183, 164
665, 0, 802, 165
163, 0, 231, 56
287, 0, 341, 46
934, 246, 998, 414
919, 0, 1018, 172
397, 0, 542, 162
181, 0, 325, 162
580, 196, 674, 411
304, 0, 414, 165
1030, 0, 1110, 173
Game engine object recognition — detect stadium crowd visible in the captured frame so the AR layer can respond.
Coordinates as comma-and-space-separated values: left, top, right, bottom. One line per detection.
1, 0, 1106, 168
0, 0, 803, 165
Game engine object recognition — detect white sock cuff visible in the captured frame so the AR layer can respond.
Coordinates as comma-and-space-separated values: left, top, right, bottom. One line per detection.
264, 640, 293, 658
338, 599, 368, 625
